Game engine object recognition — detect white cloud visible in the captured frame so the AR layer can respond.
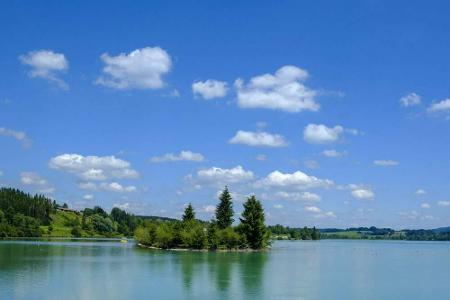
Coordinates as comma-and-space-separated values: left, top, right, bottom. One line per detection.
421, 203, 431, 209
273, 204, 284, 209
322, 211, 337, 218
49, 153, 138, 181
275, 191, 321, 202
150, 150, 204, 163
255, 154, 267, 161
95, 47, 172, 90
373, 160, 399, 167
196, 166, 254, 185
113, 202, 131, 210
21, 172, 47, 186
304, 160, 319, 169
19, 50, 69, 89
322, 149, 347, 158
202, 205, 216, 213
83, 194, 94, 200
427, 99, 450, 113
235, 65, 318, 113
303, 124, 344, 144
256, 170, 333, 190
305, 206, 321, 213
0, 127, 32, 148
78, 182, 98, 191
100, 182, 136, 193
437, 201, 450, 207
192, 79, 228, 100
21, 172, 54, 194
415, 189, 427, 196
351, 188, 374, 200
229, 130, 288, 147
400, 93, 421, 107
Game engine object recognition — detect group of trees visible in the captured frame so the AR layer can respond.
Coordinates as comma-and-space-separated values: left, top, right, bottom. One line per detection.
0, 188, 52, 237
268, 224, 320, 240
0, 187, 141, 238
135, 187, 270, 250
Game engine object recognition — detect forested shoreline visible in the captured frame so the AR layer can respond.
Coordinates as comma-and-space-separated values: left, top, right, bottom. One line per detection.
2, 187, 449, 244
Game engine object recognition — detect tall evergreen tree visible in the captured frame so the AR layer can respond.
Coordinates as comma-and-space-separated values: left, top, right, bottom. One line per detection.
215, 186, 234, 229
182, 203, 195, 222
239, 195, 268, 249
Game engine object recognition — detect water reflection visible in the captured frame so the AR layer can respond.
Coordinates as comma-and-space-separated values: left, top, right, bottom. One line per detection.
174, 250, 268, 297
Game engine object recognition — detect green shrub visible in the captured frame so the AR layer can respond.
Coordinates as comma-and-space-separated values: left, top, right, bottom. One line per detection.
155, 223, 174, 249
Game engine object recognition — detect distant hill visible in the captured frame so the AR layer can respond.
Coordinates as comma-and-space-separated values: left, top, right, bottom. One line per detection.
433, 226, 450, 233
136, 215, 178, 222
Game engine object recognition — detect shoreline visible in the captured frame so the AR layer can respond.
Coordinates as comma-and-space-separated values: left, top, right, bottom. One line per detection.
137, 243, 269, 252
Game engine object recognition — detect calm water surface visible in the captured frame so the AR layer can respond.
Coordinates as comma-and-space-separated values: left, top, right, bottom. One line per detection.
1, 239, 449, 300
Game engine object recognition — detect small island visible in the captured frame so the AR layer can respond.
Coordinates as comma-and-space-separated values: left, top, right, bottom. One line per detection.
135, 187, 270, 251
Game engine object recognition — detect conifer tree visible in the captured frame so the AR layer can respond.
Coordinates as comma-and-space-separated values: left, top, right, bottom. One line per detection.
239, 195, 268, 249
182, 203, 195, 222
215, 186, 234, 229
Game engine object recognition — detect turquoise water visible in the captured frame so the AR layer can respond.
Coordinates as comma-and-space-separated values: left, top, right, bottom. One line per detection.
1, 239, 449, 299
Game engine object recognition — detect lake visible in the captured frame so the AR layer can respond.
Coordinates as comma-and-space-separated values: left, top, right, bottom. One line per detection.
1, 239, 449, 300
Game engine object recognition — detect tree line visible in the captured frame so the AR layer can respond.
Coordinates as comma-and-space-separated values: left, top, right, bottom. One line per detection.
135, 187, 270, 250
0, 187, 141, 238
268, 224, 320, 240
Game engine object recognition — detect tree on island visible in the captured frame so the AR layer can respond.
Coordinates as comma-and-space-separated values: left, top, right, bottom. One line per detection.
216, 186, 234, 229
182, 203, 195, 222
239, 195, 268, 249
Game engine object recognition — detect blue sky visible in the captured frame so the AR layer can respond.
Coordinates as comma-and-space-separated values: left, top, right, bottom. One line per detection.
1, 1, 450, 229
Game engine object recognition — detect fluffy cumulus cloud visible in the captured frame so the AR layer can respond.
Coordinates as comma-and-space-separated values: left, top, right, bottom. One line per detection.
234, 65, 318, 113
202, 205, 216, 213
150, 150, 204, 163
351, 188, 374, 200
19, 50, 69, 89
415, 189, 427, 196
100, 182, 136, 193
20, 172, 54, 194
229, 130, 288, 147
21, 172, 47, 186
421, 202, 431, 209
438, 201, 450, 207
427, 99, 450, 114
322, 149, 347, 158
305, 205, 321, 213
49, 153, 139, 181
95, 47, 172, 90
400, 92, 421, 107
373, 160, 399, 167
303, 124, 344, 144
274, 191, 321, 202
0, 127, 32, 147
83, 194, 94, 200
256, 170, 333, 190
192, 79, 228, 100
196, 166, 254, 185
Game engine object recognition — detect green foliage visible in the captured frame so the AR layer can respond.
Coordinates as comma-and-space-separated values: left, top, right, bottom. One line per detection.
110, 207, 138, 236
181, 223, 207, 249
219, 227, 243, 249
240, 195, 268, 249
207, 223, 219, 250
71, 225, 82, 237
155, 223, 174, 249
0, 188, 53, 225
182, 203, 195, 222
268, 225, 320, 240
216, 186, 234, 229
91, 214, 115, 234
